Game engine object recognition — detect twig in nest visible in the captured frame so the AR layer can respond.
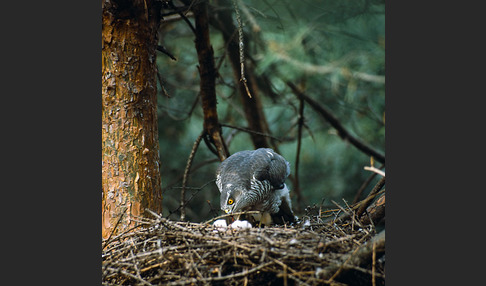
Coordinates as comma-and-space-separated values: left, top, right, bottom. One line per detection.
103, 208, 384, 286
372, 236, 377, 286
320, 230, 385, 283
356, 177, 385, 217
364, 166, 385, 177
331, 200, 363, 230
203, 210, 262, 225
353, 165, 383, 204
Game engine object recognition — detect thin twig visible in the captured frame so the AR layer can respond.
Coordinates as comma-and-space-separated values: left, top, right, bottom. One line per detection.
352, 165, 383, 204
294, 96, 305, 211
104, 207, 384, 285
232, 0, 252, 98
156, 45, 177, 61
102, 207, 128, 250
181, 131, 205, 221
356, 177, 385, 217
161, 158, 219, 195
167, 0, 197, 34
220, 122, 282, 142
287, 81, 385, 164
118, 269, 152, 286
372, 238, 377, 286
364, 166, 385, 177
156, 66, 171, 98
203, 210, 263, 225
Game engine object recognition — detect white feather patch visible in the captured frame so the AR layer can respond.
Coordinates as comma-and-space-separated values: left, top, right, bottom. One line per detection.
212, 219, 227, 228
276, 184, 292, 209
230, 220, 252, 229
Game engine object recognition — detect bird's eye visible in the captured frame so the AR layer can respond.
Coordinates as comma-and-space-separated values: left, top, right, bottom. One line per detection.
227, 198, 234, 205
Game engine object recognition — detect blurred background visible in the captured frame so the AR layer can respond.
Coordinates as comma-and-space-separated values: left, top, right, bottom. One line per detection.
155, 0, 385, 222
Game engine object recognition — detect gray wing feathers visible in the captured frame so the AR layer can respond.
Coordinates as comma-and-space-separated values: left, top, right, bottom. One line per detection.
252, 148, 290, 189
216, 148, 290, 191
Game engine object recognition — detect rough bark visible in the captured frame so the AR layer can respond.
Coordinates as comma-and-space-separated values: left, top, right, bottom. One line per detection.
102, 0, 163, 239
360, 193, 385, 225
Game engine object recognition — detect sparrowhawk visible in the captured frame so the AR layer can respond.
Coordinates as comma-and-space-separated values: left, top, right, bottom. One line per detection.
215, 148, 296, 225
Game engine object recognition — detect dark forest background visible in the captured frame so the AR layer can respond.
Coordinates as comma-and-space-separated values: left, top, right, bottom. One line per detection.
156, 0, 385, 222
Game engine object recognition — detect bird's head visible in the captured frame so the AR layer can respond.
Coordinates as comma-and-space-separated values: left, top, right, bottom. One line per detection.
220, 185, 249, 214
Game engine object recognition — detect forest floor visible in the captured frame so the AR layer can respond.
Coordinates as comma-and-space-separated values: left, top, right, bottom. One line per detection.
102, 196, 385, 286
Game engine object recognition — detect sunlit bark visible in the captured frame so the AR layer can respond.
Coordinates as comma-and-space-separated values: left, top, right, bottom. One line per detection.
102, 0, 163, 239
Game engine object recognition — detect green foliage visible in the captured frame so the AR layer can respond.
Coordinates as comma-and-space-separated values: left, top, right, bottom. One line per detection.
156, 0, 385, 222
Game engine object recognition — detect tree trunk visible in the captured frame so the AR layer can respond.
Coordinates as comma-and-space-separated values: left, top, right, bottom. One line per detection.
102, 0, 163, 240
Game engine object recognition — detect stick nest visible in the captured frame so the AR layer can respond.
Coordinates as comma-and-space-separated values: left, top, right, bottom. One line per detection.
102, 207, 385, 286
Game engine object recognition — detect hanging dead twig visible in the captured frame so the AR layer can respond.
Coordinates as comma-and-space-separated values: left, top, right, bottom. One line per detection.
232, 0, 252, 98
210, 2, 272, 149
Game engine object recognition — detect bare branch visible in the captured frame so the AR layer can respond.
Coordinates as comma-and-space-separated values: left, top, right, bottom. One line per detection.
180, 131, 205, 221
356, 177, 386, 217
156, 45, 177, 61
287, 82, 385, 164
192, 0, 229, 161
293, 97, 305, 212
220, 122, 282, 142
364, 166, 386, 177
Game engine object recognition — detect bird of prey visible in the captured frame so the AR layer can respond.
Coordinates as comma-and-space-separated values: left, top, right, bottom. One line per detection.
215, 148, 296, 225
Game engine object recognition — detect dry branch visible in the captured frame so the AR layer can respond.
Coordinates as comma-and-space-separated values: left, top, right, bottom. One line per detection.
287, 82, 385, 164
360, 193, 385, 226
193, 0, 229, 161
293, 96, 305, 211
356, 177, 385, 217
180, 131, 205, 221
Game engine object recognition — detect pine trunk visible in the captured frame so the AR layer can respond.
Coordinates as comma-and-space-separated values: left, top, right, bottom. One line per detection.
102, 0, 162, 240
